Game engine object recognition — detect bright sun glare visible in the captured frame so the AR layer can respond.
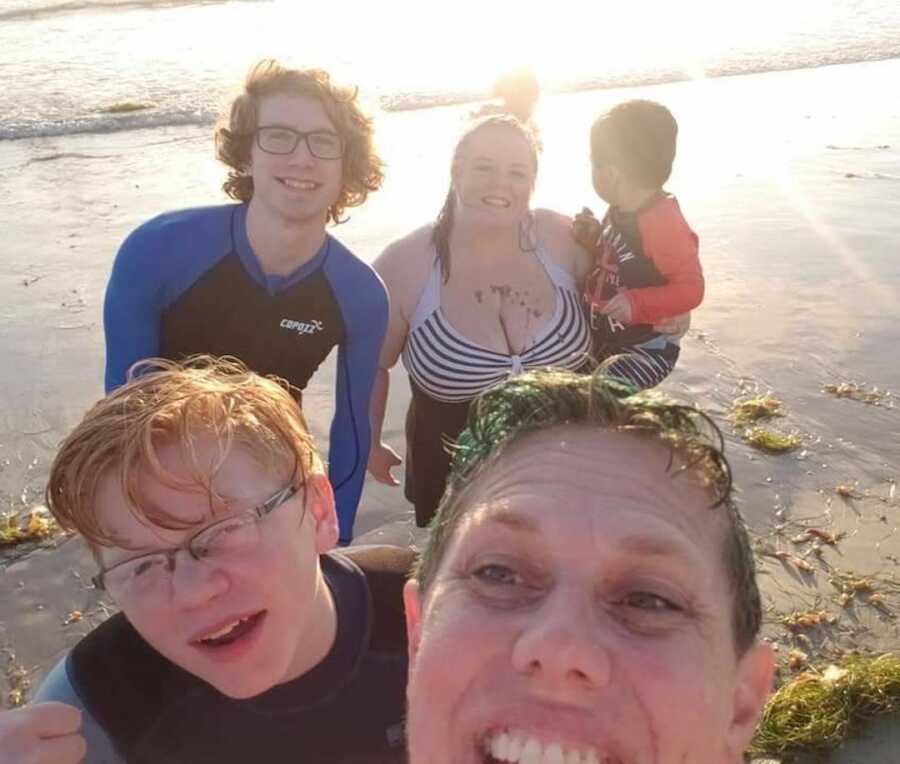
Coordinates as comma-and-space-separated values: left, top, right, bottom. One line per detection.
270, 0, 842, 94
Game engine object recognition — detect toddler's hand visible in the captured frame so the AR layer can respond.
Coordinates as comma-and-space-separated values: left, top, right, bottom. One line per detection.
600, 293, 633, 323
571, 207, 601, 249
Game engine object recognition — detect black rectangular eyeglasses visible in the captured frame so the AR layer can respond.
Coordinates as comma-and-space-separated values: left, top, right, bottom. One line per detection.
255, 126, 343, 160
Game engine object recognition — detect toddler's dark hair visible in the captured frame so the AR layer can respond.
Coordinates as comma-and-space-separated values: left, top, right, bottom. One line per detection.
590, 99, 678, 189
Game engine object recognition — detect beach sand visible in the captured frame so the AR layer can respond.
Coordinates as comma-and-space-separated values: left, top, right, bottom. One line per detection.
2, 58, 899, 760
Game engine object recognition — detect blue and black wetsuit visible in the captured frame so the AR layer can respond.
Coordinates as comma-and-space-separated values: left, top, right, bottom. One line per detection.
104, 203, 388, 542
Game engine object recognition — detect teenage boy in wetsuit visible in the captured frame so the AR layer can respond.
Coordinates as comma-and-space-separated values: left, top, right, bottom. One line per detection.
0, 357, 412, 764
103, 60, 387, 543
573, 99, 704, 389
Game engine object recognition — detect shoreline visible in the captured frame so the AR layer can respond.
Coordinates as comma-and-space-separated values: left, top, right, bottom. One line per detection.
2, 56, 899, 759
5, 55, 900, 142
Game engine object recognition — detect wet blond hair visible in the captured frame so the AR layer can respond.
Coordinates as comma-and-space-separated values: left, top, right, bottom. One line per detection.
215, 59, 385, 224
46, 356, 319, 553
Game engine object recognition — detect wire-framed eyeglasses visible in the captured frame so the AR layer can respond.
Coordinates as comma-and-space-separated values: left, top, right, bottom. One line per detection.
255, 126, 343, 160
92, 481, 305, 602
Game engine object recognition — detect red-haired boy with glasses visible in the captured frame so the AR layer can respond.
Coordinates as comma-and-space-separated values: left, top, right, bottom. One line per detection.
0, 357, 411, 763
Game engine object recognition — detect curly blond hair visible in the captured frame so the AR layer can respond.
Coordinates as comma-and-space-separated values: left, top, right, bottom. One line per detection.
215, 59, 385, 224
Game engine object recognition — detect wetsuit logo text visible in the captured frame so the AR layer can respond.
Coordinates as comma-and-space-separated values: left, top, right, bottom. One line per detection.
280, 318, 324, 335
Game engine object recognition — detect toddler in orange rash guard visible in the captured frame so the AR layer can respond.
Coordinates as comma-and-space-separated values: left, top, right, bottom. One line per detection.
573, 99, 703, 389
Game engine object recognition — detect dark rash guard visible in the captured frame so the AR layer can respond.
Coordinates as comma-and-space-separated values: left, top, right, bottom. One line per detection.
584, 193, 703, 349
103, 204, 388, 541
35, 547, 414, 764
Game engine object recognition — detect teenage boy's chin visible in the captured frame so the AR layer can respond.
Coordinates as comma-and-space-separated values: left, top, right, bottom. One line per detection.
272, 184, 337, 222
185, 609, 278, 698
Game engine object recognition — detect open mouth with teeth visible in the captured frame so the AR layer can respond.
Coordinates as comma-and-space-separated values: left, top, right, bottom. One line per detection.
482, 730, 614, 764
193, 611, 266, 649
481, 196, 511, 208
278, 178, 320, 191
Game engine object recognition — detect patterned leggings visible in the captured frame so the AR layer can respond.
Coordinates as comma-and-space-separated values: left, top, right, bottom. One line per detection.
598, 342, 680, 390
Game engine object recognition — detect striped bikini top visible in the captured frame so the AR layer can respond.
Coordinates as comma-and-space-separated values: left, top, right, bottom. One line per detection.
402, 245, 591, 403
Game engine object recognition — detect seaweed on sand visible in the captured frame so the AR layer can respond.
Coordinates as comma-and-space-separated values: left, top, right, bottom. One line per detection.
834, 482, 861, 498
726, 394, 802, 453
0, 509, 57, 547
822, 382, 891, 406
791, 528, 846, 546
2, 650, 29, 709
827, 569, 900, 612
742, 427, 802, 453
729, 395, 785, 426
751, 654, 900, 761
782, 610, 838, 633
99, 101, 155, 114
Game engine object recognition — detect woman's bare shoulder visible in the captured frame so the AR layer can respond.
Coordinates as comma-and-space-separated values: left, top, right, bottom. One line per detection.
533, 207, 574, 233
533, 208, 589, 276
374, 224, 437, 312
375, 224, 435, 272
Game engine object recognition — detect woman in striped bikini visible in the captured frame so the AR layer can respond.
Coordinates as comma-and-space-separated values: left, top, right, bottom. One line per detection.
369, 115, 592, 527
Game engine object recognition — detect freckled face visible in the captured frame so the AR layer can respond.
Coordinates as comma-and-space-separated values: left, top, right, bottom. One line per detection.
452, 125, 535, 228
405, 427, 773, 764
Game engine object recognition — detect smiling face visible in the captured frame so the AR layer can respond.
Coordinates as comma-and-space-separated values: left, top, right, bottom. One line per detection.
404, 427, 773, 764
248, 93, 344, 227
94, 435, 338, 699
452, 124, 536, 229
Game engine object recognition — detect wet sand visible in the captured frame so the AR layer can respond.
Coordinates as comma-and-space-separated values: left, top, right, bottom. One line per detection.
2, 58, 899, 760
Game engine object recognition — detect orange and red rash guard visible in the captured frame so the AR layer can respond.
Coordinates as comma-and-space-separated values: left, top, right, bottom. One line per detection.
584, 192, 703, 347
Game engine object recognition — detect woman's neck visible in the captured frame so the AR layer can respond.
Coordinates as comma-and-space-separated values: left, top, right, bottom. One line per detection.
246, 201, 328, 277
449, 216, 526, 264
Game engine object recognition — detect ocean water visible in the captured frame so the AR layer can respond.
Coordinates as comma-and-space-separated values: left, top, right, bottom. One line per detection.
1, 0, 899, 140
